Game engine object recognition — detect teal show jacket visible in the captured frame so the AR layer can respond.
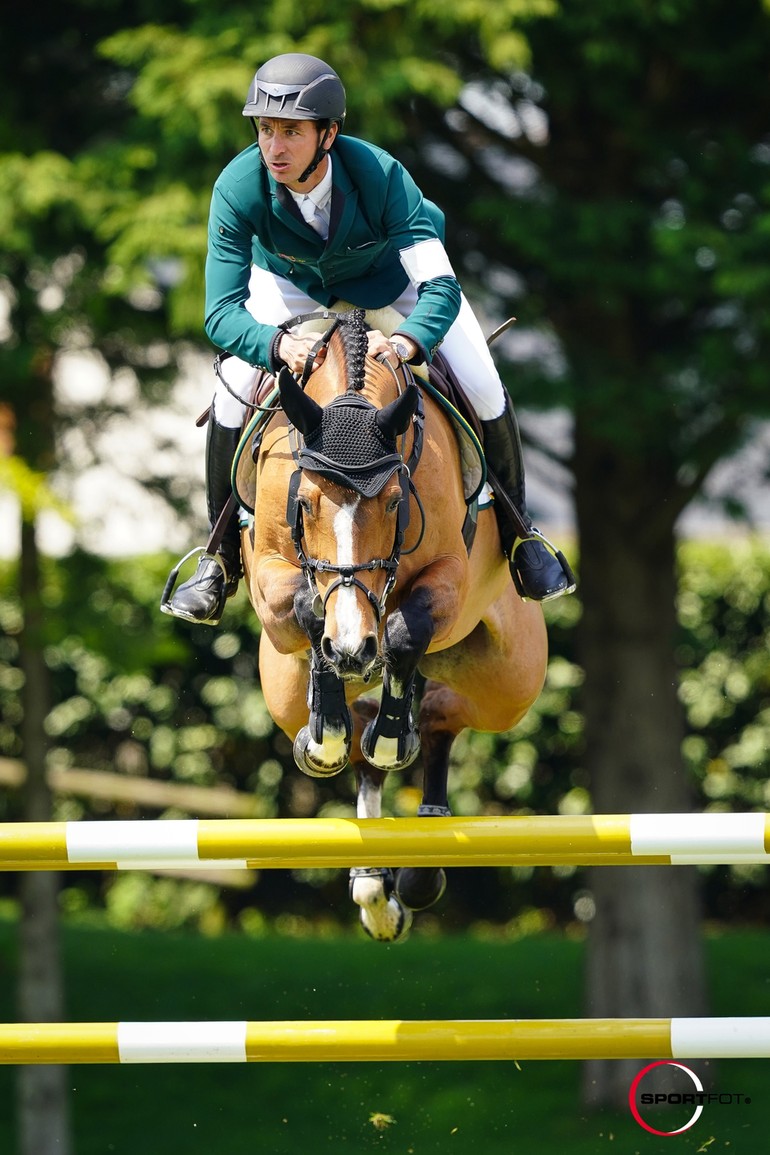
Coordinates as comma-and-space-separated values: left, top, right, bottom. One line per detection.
204, 135, 462, 369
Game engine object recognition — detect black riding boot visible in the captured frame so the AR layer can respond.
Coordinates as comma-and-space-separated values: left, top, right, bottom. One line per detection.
481, 395, 576, 602
166, 420, 242, 625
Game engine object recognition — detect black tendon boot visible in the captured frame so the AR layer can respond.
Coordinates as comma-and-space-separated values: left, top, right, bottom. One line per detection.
166, 420, 243, 625
481, 395, 576, 602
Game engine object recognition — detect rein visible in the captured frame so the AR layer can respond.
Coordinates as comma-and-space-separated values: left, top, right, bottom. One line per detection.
214, 353, 282, 416
213, 307, 348, 411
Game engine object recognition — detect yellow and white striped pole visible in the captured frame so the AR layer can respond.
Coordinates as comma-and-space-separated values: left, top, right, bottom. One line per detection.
0, 1018, 768, 1064
0, 813, 768, 871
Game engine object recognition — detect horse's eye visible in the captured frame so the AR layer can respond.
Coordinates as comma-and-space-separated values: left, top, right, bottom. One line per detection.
299, 496, 313, 516
385, 495, 401, 514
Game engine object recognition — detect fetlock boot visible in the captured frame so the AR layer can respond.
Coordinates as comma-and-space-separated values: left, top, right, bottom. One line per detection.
166, 420, 243, 625
481, 395, 576, 602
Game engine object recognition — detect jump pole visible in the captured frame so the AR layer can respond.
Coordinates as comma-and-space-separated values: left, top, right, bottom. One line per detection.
1, 1018, 769, 1064
0, 813, 768, 872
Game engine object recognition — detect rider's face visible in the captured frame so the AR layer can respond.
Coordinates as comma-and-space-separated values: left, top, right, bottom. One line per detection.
257, 118, 336, 192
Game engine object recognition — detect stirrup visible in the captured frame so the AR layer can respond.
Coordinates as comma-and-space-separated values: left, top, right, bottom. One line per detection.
510, 528, 577, 603
159, 547, 231, 624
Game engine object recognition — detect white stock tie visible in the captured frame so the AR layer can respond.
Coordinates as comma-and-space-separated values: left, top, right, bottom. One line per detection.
299, 196, 328, 238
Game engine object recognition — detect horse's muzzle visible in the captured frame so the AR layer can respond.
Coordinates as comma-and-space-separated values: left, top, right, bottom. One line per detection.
321, 633, 380, 680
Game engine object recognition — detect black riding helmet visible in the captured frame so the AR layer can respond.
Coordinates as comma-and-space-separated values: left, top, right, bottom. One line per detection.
243, 53, 346, 183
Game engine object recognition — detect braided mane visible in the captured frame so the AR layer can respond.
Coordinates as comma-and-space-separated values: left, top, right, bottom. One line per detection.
338, 309, 368, 391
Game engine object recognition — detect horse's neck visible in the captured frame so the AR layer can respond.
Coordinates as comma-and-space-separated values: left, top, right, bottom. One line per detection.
308, 340, 352, 401
361, 359, 399, 405
309, 344, 395, 408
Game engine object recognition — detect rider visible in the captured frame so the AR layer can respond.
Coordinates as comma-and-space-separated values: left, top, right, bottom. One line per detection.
167, 52, 575, 625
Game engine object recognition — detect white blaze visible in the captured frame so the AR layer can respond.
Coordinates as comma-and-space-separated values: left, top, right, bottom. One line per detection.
331, 498, 364, 653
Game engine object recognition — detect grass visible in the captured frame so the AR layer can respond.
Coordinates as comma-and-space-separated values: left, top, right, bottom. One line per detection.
0, 918, 768, 1153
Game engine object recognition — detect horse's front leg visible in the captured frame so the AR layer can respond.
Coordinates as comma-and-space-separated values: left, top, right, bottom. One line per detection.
254, 566, 351, 776
362, 566, 461, 771
292, 584, 353, 778
360, 601, 428, 771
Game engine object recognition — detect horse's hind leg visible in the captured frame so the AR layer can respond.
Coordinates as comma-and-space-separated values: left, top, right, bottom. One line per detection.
394, 678, 453, 912
348, 699, 413, 943
395, 607, 547, 911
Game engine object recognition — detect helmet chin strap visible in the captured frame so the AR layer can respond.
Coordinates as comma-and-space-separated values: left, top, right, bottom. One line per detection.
297, 126, 333, 184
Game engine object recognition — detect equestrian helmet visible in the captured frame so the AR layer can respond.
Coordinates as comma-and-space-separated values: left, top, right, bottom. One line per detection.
243, 53, 346, 125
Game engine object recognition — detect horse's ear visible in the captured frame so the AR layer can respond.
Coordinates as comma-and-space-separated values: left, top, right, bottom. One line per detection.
278, 366, 323, 436
375, 382, 420, 439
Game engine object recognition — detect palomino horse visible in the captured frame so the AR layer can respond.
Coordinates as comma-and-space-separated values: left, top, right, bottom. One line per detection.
241, 309, 547, 941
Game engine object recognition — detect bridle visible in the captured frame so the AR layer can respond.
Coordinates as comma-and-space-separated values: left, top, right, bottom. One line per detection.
282, 313, 425, 624
285, 392, 425, 625
285, 463, 413, 624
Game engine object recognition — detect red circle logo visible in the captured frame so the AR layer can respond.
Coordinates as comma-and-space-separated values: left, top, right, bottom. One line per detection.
628, 1060, 705, 1136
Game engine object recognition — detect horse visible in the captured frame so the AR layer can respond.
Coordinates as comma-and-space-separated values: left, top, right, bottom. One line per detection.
240, 308, 548, 942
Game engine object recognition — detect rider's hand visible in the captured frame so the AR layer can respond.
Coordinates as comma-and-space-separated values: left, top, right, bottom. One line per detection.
366, 330, 418, 367
277, 332, 327, 375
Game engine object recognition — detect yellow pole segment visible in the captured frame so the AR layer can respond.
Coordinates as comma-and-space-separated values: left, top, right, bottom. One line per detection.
0, 1023, 120, 1064
0, 823, 69, 864
244, 1019, 673, 1061
197, 815, 639, 867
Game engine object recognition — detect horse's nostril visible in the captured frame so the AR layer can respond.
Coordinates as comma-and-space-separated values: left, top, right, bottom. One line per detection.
321, 636, 338, 664
360, 634, 379, 667
322, 633, 378, 674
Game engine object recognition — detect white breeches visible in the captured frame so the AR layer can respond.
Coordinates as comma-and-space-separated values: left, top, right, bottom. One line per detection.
212, 266, 507, 428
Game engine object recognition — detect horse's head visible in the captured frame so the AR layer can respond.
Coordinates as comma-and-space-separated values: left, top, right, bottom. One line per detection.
279, 346, 418, 680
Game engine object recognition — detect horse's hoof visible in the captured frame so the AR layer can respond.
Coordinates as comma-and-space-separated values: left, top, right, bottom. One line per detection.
361, 721, 421, 771
395, 867, 447, 911
293, 726, 348, 778
350, 869, 413, 943
358, 898, 413, 943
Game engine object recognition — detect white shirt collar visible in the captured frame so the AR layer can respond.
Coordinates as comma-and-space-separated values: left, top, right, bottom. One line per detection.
288, 155, 333, 211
